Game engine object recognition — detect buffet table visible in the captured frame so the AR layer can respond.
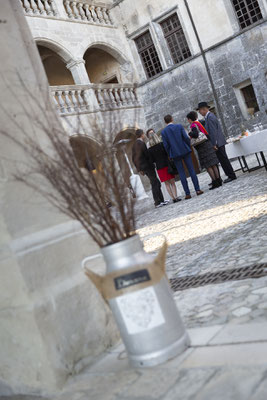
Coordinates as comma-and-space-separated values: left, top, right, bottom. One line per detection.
225, 129, 267, 172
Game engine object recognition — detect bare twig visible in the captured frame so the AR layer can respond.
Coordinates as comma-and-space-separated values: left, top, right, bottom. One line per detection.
1, 78, 137, 247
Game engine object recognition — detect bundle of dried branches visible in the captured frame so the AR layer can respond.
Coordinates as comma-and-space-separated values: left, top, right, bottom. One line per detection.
1, 83, 137, 247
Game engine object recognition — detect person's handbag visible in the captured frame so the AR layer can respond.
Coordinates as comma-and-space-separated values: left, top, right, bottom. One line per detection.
190, 125, 208, 147
167, 159, 178, 175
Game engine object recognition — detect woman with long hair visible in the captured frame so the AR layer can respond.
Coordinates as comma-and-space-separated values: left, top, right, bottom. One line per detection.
187, 111, 221, 190
146, 129, 181, 203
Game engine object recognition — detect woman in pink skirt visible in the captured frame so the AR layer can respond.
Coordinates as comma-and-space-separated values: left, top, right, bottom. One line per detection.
147, 129, 181, 203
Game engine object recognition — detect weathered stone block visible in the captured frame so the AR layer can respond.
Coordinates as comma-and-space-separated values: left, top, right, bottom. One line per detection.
34, 279, 119, 378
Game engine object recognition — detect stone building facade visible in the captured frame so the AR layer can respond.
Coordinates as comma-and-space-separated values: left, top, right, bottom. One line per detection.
112, 0, 267, 136
22, 0, 267, 140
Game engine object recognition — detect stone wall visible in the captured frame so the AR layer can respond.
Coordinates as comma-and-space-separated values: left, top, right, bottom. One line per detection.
111, 0, 267, 136
206, 24, 267, 135
137, 23, 267, 137
0, 1, 119, 396
59, 105, 145, 139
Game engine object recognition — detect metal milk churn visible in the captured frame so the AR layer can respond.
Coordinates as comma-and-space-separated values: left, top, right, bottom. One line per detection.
99, 234, 190, 368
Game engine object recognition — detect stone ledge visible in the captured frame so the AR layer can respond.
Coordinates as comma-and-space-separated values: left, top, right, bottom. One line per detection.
10, 220, 85, 256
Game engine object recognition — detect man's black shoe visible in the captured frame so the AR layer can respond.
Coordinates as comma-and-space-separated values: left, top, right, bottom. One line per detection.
223, 177, 237, 183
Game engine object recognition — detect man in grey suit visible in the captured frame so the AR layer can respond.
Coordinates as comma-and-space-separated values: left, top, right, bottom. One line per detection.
197, 102, 237, 183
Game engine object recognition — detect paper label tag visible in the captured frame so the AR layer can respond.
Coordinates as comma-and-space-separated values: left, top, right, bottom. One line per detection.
116, 287, 165, 335
114, 269, 151, 291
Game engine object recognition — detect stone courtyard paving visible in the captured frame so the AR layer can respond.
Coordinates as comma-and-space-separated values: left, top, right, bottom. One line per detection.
22, 164, 267, 400
136, 162, 267, 330
138, 167, 267, 277
51, 164, 267, 400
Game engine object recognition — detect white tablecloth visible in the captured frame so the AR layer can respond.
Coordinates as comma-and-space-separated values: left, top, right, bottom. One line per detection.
226, 129, 267, 159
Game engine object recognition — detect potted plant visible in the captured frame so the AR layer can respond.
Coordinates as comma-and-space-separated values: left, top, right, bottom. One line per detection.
1, 95, 189, 367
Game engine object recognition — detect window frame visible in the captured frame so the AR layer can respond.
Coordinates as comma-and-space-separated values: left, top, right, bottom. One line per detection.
159, 13, 191, 65
231, 0, 263, 30
240, 84, 260, 113
233, 79, 260, 119
134, 30, 163, 79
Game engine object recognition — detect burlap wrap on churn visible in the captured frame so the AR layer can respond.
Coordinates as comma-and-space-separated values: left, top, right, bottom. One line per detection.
84, 241, 168, 301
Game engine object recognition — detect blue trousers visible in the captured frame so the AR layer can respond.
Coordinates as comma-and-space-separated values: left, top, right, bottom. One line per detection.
174, 153, 200, 195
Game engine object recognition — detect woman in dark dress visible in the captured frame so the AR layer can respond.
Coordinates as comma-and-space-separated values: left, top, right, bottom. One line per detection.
187, 111, 221, 190
147, 129, 181, 203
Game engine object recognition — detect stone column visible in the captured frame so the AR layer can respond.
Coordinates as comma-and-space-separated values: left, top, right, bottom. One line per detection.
66, 59, 101, 111
66, 59, 90, 84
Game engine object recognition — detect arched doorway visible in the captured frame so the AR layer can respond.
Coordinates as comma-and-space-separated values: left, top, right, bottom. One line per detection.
113, 128, 150, 194
114, 128, 136, 184
69, 134, 101, 170
69, 133, 108, 200
116, 128, 175, 196
37, 45, 74, 86
84, 47, 122, 84
69, 134, 136, 204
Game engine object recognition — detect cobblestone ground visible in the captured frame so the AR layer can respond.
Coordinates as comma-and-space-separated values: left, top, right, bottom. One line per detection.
138, 167, 267, 277
136, 160, 267, 328
174, 277, 267, 328
28, 163, 267, 400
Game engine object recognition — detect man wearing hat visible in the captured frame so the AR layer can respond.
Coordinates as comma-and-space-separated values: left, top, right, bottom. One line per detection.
197, 102, 236, 183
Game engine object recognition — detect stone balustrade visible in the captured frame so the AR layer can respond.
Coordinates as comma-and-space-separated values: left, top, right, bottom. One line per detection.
93, 84, 140, 110
20, 0, 58, 16
63, 1, 114, 25
50, 84, 140, 115
51, 86, 91, 114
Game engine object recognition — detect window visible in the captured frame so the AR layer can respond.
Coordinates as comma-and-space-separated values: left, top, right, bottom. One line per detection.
234, 80, 260, 118
103, 76, 119, 84
241, 84, 260, 114
160, 13, 191, 65
208, 103, 217, 117
135, 31, 163, 78
196, 102, 217, 122
231, 0, 263, 29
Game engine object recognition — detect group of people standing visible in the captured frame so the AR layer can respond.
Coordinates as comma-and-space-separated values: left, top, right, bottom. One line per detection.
132, 101, 237, 208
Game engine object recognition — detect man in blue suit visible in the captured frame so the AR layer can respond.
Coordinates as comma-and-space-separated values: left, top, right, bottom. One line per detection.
162, 115, 203, 199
